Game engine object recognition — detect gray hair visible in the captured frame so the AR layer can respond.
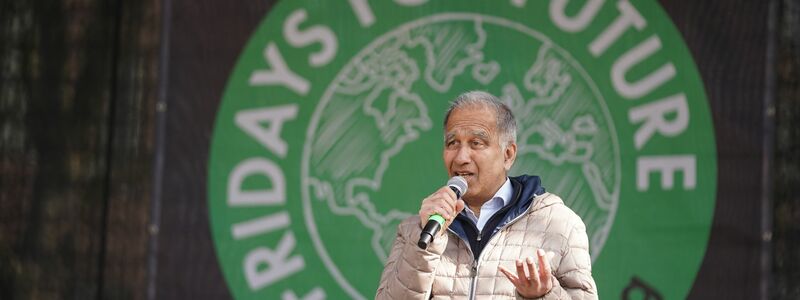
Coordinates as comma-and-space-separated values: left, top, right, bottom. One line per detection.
443, 91, 517, 150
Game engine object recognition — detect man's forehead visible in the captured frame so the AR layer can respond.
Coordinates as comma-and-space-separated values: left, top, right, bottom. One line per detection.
450, 105, 492, 118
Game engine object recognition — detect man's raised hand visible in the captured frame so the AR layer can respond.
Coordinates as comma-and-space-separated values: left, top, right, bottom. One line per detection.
498, 249, 554, 298
418, 186, 466, 233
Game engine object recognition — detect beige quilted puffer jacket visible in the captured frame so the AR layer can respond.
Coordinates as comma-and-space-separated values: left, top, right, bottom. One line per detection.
376, 192, 597, 299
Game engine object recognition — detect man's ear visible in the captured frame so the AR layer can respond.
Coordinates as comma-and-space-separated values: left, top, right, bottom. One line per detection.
504, 142, 517, 171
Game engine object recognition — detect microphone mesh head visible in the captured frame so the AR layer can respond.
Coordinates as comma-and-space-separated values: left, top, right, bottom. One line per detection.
447, 176, 468, 197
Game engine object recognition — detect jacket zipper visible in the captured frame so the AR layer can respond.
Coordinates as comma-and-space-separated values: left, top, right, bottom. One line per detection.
463, 194, 544, 300
468, 231, 481, 299
469, 258, 479, 299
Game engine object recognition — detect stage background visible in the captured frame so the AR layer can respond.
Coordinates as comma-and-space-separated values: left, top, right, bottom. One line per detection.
1, 0, 798, 299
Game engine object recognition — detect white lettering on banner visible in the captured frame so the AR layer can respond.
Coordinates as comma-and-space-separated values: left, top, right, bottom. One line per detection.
228, 105, 296, 206
284, 9, 338, 67
628, 94, 689, 150
235, 104, 299, 157
348, 0, 375, 27
547, 0, 697, 193
249, 43, 310, 95
232, 211, 291, 239
244, 232, 306, 290
394, 0, 428, 6
589, 0, 646, 57
282, 287, 327, 300
550, 0, 605, 33
228, 158, 286, 206
611, 35, 676, 99
637, 155, 696, 190
228, 102, 307, 292
348, 0, 427, 27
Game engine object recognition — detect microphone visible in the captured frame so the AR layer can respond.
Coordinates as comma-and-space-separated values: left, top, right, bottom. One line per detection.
418, 176, 468, 249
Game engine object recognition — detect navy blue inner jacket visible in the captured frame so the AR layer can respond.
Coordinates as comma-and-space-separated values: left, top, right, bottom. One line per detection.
448, 175, 545, 260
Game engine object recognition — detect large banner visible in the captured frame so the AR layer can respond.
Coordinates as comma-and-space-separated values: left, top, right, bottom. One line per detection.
156, 1, 766, 299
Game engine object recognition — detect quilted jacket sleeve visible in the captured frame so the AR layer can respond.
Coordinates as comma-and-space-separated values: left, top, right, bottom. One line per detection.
531, 214, 598, 300
375, 217, 448, 300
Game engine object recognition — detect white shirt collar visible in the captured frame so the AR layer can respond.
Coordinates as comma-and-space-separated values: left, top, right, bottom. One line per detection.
462, 177, 513, 231
494, 177, 513, 207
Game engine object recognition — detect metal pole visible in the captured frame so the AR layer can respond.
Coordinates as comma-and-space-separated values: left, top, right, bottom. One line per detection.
147, 0, 173, 298
760, 0, 778, 299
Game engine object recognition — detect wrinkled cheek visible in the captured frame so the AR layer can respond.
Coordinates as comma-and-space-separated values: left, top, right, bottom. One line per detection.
469, 177, 481, 193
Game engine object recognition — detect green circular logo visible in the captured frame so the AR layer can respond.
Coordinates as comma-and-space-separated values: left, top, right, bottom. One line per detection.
208, 1, 717, 299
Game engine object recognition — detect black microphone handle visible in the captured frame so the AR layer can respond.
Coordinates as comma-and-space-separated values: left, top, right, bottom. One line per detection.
417, 220, 441, 249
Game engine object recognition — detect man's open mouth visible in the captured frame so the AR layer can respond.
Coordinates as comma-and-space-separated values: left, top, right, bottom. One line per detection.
454, 172, 474, 179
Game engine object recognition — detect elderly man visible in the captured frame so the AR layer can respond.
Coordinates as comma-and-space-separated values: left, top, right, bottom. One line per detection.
376, 91, 597, 299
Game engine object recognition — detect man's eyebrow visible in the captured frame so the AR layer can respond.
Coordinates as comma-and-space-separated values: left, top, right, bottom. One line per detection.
472, 130, 490, 141
444, 130, 490, 141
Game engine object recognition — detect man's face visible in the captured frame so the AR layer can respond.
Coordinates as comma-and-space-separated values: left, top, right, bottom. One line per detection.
443, 105, 517, 204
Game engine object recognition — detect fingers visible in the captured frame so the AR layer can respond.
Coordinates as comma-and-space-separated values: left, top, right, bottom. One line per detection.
455, 199, 466, 214
425, 187, 457, 210
498, 265, 518, 282
424, 202, 454, 219
536, 249, 550, 281
507, 253, 549, 285
437, 186, 458, 210
499, 250, 554, 298
526, 257, 541, 287
418, 186, 460, 228
515, 260, 527, 285
419, 199, 454, 219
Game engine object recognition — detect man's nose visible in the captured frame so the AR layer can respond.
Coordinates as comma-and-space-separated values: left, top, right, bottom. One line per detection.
454, 145, 471, 164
